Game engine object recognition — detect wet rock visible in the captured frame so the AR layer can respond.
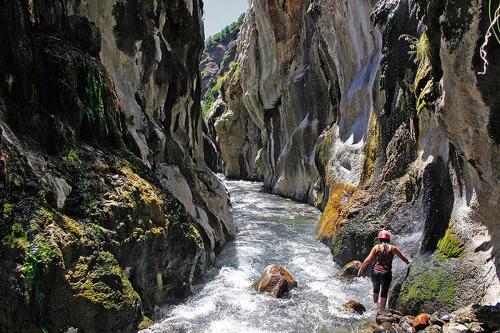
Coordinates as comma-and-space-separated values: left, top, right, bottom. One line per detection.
251, 265, 297, 298
442, 323, 469, 333
413, 313, 431, 330
343, 300, 367, 314
451, 306, 477, 324
335, 261, 363, 281
466, 322, 484, 333
440, 315, 451, 323
424, 325, 443, 333
376, 311, 402, 324
399, 316, 416, 333
471, 303, 500, 331
429, 314, 447, 327
137, 316, 154, 330
48, 177, 72, 209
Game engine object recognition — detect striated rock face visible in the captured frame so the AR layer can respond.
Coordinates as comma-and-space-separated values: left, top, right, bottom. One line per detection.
0, 0, 234, 331
223, 0, 499, 314
213, 61, 262, 180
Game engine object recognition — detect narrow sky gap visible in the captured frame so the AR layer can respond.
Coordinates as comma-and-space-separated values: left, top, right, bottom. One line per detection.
203, 0, 249, 38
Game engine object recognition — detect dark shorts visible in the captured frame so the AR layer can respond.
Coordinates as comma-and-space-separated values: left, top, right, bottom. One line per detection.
371, 268, 392, 298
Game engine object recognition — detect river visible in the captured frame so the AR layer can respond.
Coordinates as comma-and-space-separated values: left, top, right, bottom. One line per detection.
142, 179, 375, 333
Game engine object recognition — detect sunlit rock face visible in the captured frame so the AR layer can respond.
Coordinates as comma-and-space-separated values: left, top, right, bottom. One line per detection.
72, 1, 235, 251
0, 0, 234, 331
228, 0, 499, 312
232, 0, 382, 202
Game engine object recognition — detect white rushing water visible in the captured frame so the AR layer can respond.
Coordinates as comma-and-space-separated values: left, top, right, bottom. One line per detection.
143, 179, 376, 333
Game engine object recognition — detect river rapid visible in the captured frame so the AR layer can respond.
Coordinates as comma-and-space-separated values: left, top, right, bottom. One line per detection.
142, 179, 376, 333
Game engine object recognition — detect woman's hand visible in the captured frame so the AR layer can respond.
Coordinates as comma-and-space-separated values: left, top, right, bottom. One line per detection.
357, 267, 364, 277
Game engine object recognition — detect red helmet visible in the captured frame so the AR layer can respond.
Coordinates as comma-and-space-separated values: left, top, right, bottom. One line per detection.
378, 230, 391, 240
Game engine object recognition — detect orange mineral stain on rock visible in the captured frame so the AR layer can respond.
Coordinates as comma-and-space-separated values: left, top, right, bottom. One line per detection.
413, 313, 431, 330
266, 0, 303, 43
316, 183, 355, 241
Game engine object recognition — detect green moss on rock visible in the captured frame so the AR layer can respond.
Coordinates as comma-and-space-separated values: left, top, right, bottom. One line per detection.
66, 251, 140, 311
138, 316, 154, 330
81, 60, 109, 139
331, 234, 344, 258
398, 260, 461, 314
3, 202, 13, 220
437, 227, 464, 259
2, 222, 28, 249
316, 129, 334, 175
66, 148, 81, 166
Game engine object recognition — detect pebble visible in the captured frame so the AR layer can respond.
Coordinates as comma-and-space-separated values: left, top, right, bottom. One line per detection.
440, 315, 451, 323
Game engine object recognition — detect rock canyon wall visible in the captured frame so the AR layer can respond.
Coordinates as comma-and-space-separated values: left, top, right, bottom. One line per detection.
213, 0, 499, 314
0, 0, 234, 331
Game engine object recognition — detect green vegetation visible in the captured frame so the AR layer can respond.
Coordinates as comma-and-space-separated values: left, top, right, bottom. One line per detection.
8, 172, 24, 187
400, 32, 431, 64
3, 202, 13, 220
415, 33, 431, 63
316, 129, 334, 175
23, 240, 58, 324
66, 148, 81, 165
437, 226, 464, 259
399, 32, 434, 115
2, 222, 28, 249
331, 234, 344, 258
400, 266, 456, 307
203, 13, 244, 119
81, 60, 110, 140
201, 69, 230, 118
205, 14, 244, 49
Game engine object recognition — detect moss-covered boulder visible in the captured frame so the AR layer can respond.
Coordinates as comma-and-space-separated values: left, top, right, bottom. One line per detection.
394, 256, 482, 315
64, 252, 142, 332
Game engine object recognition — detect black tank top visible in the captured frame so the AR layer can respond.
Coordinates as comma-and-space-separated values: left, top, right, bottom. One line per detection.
374, 244, 394, 273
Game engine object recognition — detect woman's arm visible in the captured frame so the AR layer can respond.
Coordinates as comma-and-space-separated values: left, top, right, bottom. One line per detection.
393, 246, 410, 264
358, 246, 377, 276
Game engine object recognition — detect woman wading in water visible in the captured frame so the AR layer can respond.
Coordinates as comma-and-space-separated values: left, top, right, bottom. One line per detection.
358, 230, 410, 311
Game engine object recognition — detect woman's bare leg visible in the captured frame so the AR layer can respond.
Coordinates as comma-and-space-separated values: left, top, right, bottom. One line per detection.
380, 297, 387, 311
373, 293, 379, 303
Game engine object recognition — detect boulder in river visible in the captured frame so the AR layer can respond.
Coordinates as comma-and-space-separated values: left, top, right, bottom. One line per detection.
335, 261, 363, 281
343, 300, 367, 314
251, 265, 297, 298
